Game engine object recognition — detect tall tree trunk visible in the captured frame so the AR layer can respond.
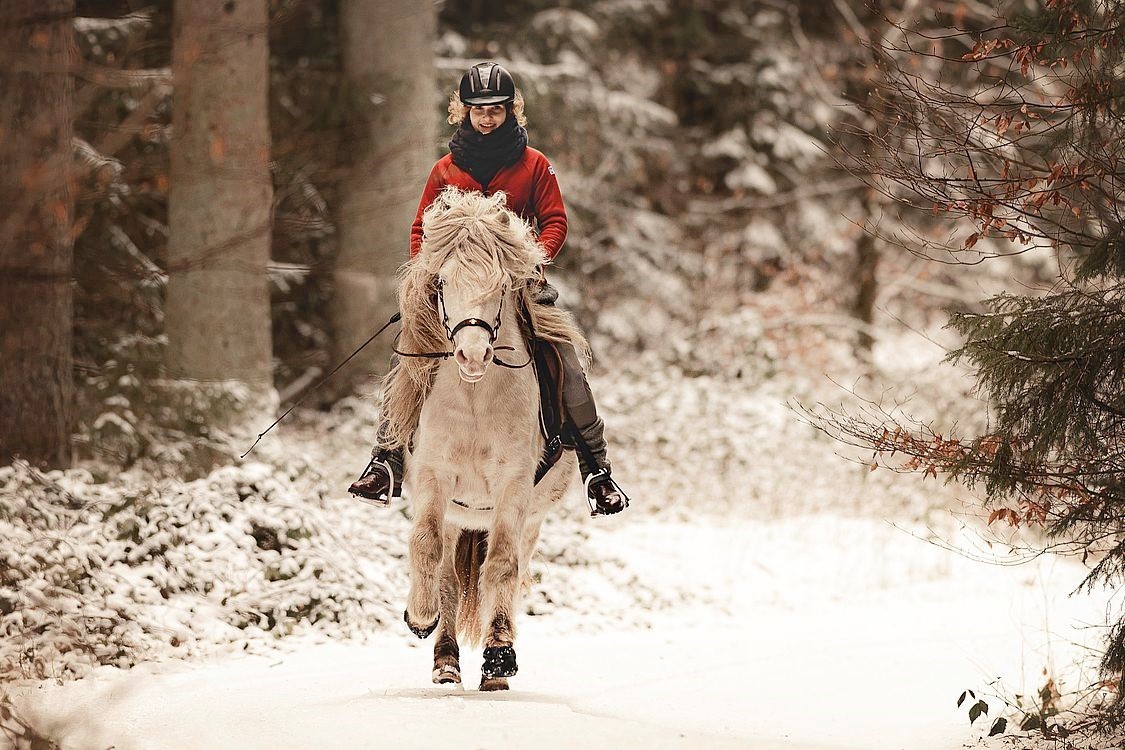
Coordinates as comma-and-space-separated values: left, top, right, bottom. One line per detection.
165, 0, 273, 401
331, 0, 438, 395
852, 191, 879, 360
836, 0, 890, 363
0, 2, 75, 468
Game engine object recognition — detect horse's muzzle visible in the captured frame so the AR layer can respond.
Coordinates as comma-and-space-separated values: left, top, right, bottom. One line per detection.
455, 342, 494, 382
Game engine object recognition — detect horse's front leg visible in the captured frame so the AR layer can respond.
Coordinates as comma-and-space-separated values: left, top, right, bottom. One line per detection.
478, 479, 531, 691
405, 472, 445, 638
432, 521, 463, 684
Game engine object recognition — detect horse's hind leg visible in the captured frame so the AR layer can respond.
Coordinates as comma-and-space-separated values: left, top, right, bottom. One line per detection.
432, 523, 462, 685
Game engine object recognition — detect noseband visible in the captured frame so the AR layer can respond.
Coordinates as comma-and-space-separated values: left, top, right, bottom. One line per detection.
437, 278, 503, 344
392, 277, 531, 369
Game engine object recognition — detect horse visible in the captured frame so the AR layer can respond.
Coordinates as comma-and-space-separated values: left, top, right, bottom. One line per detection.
380, 187, 588, 691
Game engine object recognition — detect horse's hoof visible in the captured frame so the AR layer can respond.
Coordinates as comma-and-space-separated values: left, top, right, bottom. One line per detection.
403, 609, 438, 639
479, 676, 509, 692
481, 645, 517, 678
432, 664, 461, 685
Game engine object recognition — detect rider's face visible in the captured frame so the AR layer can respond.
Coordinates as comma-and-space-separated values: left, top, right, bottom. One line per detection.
469, 104, 507, 135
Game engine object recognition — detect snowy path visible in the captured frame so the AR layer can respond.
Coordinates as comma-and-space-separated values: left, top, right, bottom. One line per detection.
10, 514, 1108, 750
16, 634, 789, 750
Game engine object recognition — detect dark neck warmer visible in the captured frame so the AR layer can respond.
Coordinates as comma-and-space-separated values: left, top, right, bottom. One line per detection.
448, 116, 528, 189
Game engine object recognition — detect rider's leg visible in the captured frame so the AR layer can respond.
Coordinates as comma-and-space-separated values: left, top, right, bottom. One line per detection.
557, 341, 610, 475
349, 419, 405, 504
349, 357, 407, 505
547, 306, 628, 516
534, 281, 626, 514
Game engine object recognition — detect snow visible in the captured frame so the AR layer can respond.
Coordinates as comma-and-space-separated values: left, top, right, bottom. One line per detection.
2, 334, 1119, 749
6, 513, 1111, 750
726, 160, 778, 193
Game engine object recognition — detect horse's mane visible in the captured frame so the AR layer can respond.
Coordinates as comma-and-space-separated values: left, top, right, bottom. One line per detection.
379, 187, 590, 450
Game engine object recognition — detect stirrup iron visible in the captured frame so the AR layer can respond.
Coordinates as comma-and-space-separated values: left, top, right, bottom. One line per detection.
351, 456, 397, 507
584, 469, 630, 516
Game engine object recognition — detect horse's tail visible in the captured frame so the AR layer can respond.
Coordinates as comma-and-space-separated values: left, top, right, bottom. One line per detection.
454, 529, 488, 646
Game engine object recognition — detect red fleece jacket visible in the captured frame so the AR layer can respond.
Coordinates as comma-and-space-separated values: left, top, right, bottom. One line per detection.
409, 147, 568, 260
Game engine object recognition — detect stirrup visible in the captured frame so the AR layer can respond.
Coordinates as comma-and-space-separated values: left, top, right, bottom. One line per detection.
350, 456, 398, 507
584, 469, 630, 516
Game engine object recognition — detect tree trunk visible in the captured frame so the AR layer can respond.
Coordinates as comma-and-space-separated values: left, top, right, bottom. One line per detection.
0, 2, 75, 468
838, 2, 890, 363
165, 0, 273, 400
331, 0, 438, 395
852, 192, 879, 360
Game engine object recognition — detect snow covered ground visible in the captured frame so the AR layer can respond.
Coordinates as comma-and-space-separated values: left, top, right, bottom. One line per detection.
3, 338, 1119, 749
7, 509, 1113, 749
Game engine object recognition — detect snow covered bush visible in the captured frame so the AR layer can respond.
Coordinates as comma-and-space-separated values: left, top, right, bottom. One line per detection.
76, 346, 254, 478
0, 460, 399, 682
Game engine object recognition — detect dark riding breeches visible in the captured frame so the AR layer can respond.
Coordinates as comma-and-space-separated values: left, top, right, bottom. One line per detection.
554, 334, 611, 476
531, 281, 610, 476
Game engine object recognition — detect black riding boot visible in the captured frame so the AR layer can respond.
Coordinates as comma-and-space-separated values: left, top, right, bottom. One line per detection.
556, 339, 628, 516
349, 421, 405, 506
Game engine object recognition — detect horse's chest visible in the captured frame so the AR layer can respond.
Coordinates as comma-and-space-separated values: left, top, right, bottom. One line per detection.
413, 392, 537, 525
413, 371, 540, 485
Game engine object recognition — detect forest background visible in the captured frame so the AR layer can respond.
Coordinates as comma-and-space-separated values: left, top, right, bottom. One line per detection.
3, 0, 1124, 746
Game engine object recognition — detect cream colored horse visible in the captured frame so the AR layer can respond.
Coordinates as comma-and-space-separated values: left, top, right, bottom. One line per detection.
386, 187, 586, 691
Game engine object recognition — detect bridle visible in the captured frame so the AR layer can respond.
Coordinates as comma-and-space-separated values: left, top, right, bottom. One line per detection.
393, 277, 531, 369
437, 277, 503, 345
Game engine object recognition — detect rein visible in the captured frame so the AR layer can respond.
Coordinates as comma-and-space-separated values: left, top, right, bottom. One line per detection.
392, 337, 531, 369
242, 311, 402, 458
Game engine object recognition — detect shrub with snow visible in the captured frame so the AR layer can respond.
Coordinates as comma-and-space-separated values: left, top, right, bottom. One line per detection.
0, 460, 398, 681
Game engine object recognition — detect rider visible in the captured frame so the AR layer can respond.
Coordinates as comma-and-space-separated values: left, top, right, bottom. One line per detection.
349, 61, 626, 516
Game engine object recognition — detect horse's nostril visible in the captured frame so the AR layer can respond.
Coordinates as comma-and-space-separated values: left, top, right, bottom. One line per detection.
454, 347, 488, 372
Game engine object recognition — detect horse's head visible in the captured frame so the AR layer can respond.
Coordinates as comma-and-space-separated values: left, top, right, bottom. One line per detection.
436, 260, 507, 383
407, 188, 546, 384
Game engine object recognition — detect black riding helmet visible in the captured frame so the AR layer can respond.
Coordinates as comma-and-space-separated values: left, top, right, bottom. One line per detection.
459, 62, 515, 106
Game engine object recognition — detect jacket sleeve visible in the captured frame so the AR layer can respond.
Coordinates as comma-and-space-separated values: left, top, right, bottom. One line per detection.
410, 161, 447, 258
531, 155, 568, 261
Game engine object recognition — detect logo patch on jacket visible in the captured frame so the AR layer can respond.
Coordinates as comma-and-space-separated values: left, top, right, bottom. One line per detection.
548, 165, 555, 175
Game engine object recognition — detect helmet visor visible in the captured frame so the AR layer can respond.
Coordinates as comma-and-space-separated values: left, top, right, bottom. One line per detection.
463, 93, 513, 105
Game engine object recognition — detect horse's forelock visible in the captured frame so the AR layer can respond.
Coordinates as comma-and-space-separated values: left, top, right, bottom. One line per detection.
418, 187, 542, 291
